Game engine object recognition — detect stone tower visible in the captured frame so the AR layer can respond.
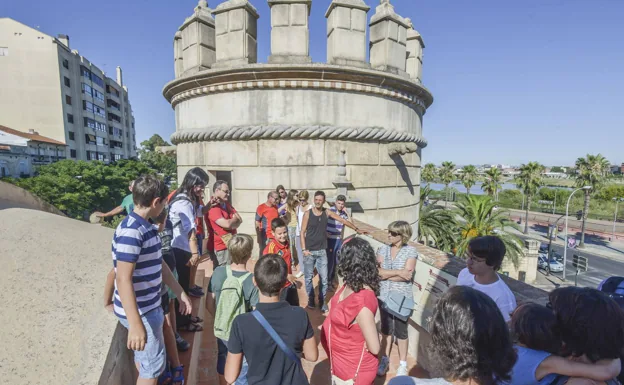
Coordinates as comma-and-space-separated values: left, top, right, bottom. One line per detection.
164, 0, 433, 238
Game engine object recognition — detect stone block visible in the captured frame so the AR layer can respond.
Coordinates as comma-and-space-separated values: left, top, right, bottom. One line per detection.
271, 28, 309, 56
369, 20, 386, 43
231, 189, 260, 213
350, 188, 378, 210
328, 29, 367, 63
397, 166, 420, 188
216, 31, 245, 61
325, 141, 379, 166
352, 8, 367, 32
258, 139, 324, 166
290, 4, 309, 26
272, 4, 290, 27
247, 12, 258, 38
230, 9, 245, 31
199, 22, 216, 48
234, 167, 291, 190
377, 186, 419, 209
388, 20, 399, 42
349, 166, 397, 188
182, 22, 199, 45
333, 6, 351, 29
213, 0, 258, 67
204, 141, 258, 166
289, 166, 339, 190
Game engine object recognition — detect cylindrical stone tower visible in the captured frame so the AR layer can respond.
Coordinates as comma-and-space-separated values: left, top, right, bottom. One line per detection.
163, 0, 433, 239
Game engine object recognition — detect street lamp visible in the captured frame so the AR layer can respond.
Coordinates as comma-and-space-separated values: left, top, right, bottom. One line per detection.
563, 185, 592, 280
613, 197, 624, 242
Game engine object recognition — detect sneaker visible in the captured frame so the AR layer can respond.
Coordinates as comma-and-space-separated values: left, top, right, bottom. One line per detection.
397, 364, 408, 376
321, 304, 329, 313
175, 332, 190, 352
377, 356, 390, 376
188, 286, 204, 297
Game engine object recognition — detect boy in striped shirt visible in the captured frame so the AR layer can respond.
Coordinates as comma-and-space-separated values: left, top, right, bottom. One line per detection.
112, 175, 192, 384
326, 195, 351, 290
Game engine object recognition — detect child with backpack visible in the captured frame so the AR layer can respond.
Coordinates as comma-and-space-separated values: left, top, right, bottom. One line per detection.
225, 254, 318, 385
507, 302, 620, 385
206, 234, 258, 385
263, 218, 300, 306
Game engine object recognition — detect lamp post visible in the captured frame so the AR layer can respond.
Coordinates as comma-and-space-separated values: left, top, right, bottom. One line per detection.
613, 197, 624, 242
563, 186, 592, 280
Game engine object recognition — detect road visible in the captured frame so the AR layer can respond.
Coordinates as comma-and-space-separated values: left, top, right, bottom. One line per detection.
517, 235, 624, 288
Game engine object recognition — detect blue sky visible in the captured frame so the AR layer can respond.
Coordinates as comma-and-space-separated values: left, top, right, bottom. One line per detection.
3, 0, 623, 166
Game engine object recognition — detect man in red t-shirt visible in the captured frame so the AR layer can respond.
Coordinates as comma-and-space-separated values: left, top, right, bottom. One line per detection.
208, 180, 242, 266
263, 218, 300, 306
255, 191, 279, 255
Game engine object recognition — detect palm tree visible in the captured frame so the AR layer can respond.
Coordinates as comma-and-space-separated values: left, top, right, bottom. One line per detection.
454, 195, 524, 268
439, 161, 456, 207
516, 162, 544, 234
422, 163, 437, 184
418, 185, 457, 251
482, 167, 503, 201
575, 154, 610, 248
460, 165, 478, 195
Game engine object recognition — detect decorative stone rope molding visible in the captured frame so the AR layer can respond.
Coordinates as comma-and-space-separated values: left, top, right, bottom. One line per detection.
169, 79, 427, 112
171, 125, 428, 148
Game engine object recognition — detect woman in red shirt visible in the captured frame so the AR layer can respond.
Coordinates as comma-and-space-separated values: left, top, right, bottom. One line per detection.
321, 237, 381, 385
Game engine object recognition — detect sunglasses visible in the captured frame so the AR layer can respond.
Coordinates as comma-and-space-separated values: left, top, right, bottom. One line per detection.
389, 231, 400, 237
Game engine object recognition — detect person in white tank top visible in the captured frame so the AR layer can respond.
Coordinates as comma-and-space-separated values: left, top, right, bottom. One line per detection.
295, 191, 312, 275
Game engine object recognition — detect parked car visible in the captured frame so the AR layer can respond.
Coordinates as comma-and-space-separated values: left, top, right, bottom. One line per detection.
538, 255, 564, 273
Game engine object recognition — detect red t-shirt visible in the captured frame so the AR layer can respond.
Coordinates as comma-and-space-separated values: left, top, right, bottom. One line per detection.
255, 203, 279, 240
321, 287, 379, 384
208, 202, 238, 252
263, 239, 292, 288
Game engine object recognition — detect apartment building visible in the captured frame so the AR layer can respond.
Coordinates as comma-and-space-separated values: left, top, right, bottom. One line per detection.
0, 17, 137, 162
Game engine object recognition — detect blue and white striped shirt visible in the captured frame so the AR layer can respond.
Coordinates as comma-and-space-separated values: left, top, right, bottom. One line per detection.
112, 212, 162, 319
326, 206, 349, 239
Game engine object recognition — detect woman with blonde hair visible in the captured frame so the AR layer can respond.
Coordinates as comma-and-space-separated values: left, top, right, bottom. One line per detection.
377, 220, 418, 377
284, 189, 300, 268
295, 190, 312, 273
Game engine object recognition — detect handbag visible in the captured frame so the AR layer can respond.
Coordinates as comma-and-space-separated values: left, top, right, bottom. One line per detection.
328, 323, 366, 385
383, 291, 414, 322
252, 310, 301, 365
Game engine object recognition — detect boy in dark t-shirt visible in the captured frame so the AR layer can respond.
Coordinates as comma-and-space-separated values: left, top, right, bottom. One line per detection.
225, 255, 318, 385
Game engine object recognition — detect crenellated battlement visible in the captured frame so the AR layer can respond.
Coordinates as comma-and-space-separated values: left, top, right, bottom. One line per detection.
173, 0, 425, 83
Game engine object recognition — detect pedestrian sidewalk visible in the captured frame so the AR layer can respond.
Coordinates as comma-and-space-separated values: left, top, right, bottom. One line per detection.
510, 221, 624, 262
194, 257, 429, 385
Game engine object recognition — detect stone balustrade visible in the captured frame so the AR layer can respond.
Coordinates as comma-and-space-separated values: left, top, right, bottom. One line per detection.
174, 0, 426, 81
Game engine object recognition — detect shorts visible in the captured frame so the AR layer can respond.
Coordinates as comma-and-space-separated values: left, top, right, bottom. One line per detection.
161, 293, 170, 315
379, 301, 409, 340
217, 338, 248, 384
119, 307, 166, 379
215, 249, 230, 266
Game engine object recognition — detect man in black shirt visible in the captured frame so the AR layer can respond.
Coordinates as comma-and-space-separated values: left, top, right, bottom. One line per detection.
225, 255, 318, 385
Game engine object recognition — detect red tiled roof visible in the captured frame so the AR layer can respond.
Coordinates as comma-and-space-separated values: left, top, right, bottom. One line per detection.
0, 125, 66, 146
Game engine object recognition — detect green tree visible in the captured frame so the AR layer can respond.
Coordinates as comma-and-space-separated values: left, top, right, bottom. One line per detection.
418, 185, 457, 251
439, 161, 456, 206
575, 154, 610, 247
516, 162, 544, 234
460, 165, 478, 195
551, 166, 565, 173
482, 167, 503, 201
453, 195, 523, 268
596, 185, 624, 201
422, 163, 437, 184
138, 134, 177, 181
10, 159, 150, 219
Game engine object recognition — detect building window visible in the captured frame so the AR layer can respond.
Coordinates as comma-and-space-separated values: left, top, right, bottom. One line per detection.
84, 117, 96, 129
94, 105, 106, 118
81, 66, 91, 79
108, 113, 121, 123
68, 131, 75, 140
70, 149, 76, 158
64, 77, 71, 87
85, 134, 96, 145
81, 83, 93, 96
0, 47, 8, 56
97, 153, 105, 161
518, 271, 526, 282
91, 73, 104, 88
96, 136, 106, 146
83, 100, 94, 113
67, 113, 74, 124
113, 154, 122, 161
93, 89, 105, 102
132, 121, 135, 129
62, 59, 69, 69
126, 131, 129, 138
106, 85, 120, 98
65, 95, 72, 105
95, 122, 106, 132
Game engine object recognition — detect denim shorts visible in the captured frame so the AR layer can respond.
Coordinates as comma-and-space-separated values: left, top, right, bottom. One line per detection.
119, 307, 166, 379
217, 338, 248, 385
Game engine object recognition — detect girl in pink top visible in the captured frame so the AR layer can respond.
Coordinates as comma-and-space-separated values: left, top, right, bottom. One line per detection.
321, 237, 381, 385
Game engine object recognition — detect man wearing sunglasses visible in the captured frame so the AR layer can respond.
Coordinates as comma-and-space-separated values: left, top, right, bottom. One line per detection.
208, 180, 242, 267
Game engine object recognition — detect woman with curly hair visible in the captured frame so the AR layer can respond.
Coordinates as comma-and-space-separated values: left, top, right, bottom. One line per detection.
320, 237, 381, 385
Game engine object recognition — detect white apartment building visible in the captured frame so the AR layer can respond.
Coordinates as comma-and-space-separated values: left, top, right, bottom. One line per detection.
0, 18, 137, 162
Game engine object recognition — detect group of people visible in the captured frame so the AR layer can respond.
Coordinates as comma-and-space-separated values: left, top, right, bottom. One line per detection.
104, 166, 624, 385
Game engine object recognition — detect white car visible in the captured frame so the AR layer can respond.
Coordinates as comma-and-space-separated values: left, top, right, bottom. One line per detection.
538, 255, 564, 273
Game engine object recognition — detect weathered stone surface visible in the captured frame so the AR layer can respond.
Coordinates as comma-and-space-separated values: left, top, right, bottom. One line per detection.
259, 139, 324, 166
325, 141, 379, 165
396, 166, 420, 187
268, 0, 312, 63
350, 188, 378, 210
179, 0, 216, 72
380, 143, 421, 166
377, 185, 419, 209
406, 18, 425, 82
213, 0, 259, 67
234, 167, 291, 190
230, 189, 261, 213
369, 0, 410, 74
348, 165, 397, 188
326, 0, 370, 67
289, 165, 342, 190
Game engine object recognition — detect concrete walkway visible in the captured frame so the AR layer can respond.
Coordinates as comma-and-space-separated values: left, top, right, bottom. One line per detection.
194, 257, 428, 385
